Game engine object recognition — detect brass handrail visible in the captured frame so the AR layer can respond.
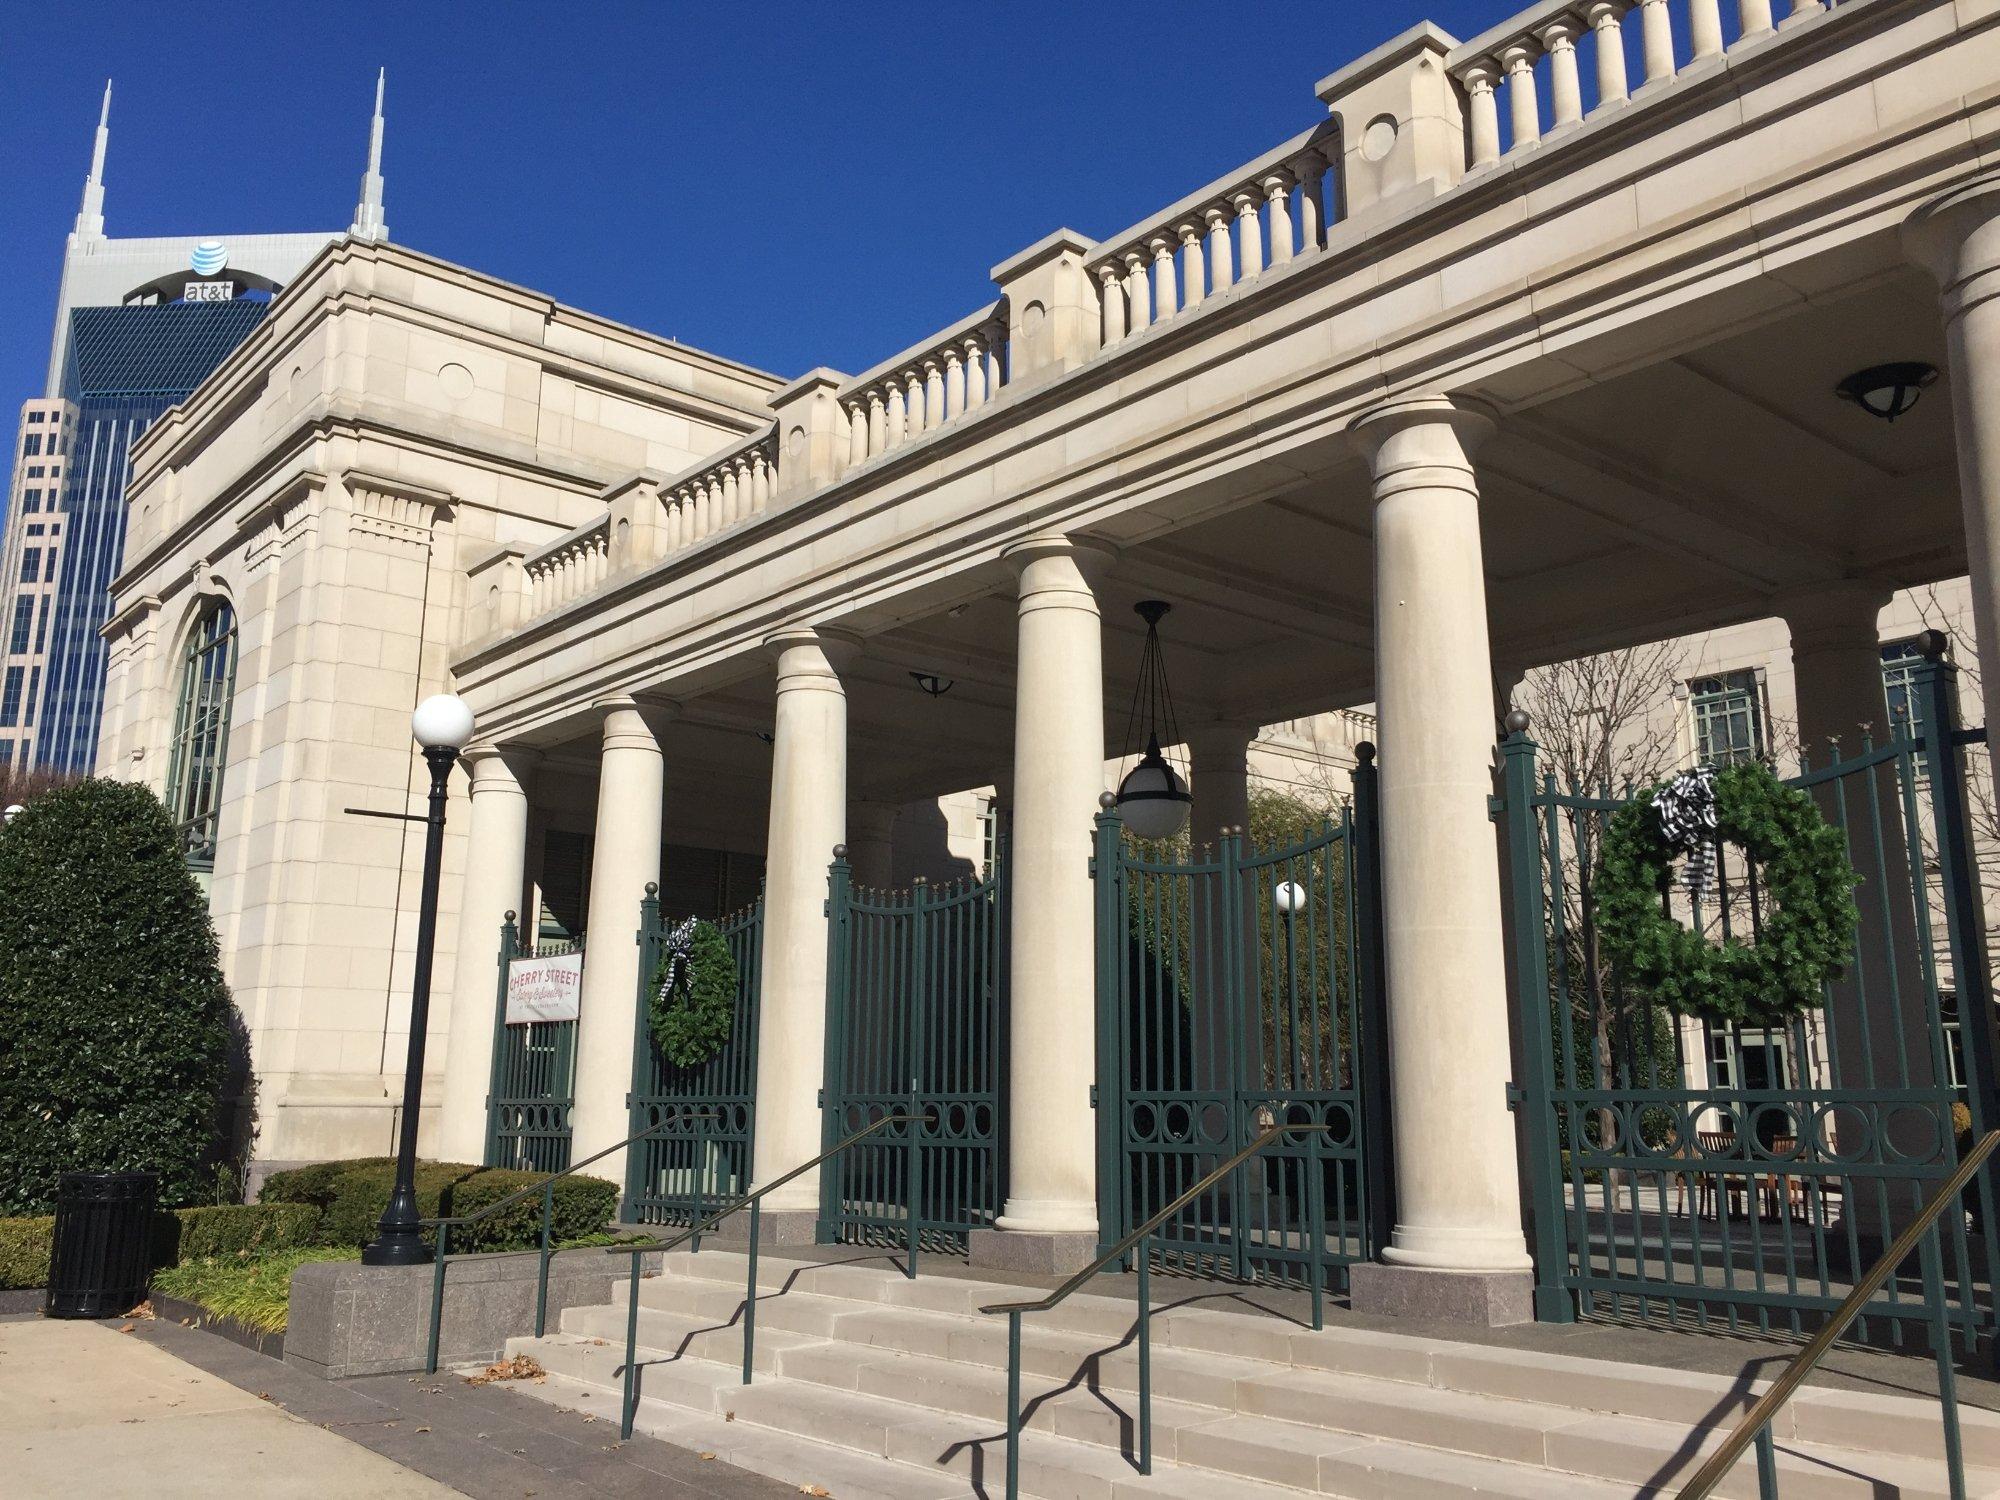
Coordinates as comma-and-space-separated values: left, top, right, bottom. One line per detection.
1676, 1129, 2000, 1500
418, 1111, 716, 1374
607, 1110, 932, 1436
982, 1120, 1333, 1500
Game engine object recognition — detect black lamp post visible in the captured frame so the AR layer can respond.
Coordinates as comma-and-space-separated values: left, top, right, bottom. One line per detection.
362, 692, 475, 1267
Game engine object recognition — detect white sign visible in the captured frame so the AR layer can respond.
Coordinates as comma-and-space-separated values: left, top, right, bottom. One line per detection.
182, 280, 236, 303
505, 950, 583, 1025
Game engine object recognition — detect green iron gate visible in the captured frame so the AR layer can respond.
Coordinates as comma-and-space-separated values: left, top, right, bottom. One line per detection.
1093, 758, 1390, 1292
1504, 643, 2000, 1346
625, 884, 763, 1226
485, 920, 579, 1173
820, 851, 1007, 1252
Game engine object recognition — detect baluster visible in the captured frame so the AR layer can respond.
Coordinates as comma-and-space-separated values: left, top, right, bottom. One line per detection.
1638, 0, 1674, 88
1150, 235, 1178, 320
1783, 0, 1822, 22
1205, 205, 1234, 291
885, 380, 907, 448
867, 387, 888, 454
1586, 3, 1630, 110
735, 457, 756, 521
1539, 19, 1585, 130
1264, 173, 1295, 264
904, 370, 926, 436
1294, 155, 1326, 251
964, 334, 988, 410
1178, 223, 1205, 308
555, 549, 573, 604
985, 321, 1006, 391
693, 479, 714, 539
664, 494, 685, 553
943, 348, 965, 421
1689, 0, 1724, 59
1463, 62, 1502, 167
1233, 190, 1264, 280
1737, 0, 1775, 37
720, 462, 740, 525
1501, 43, 1542, 152
923, 358, 945, 428
1098, 264, 1127, 345
750, 450, 771, 512
1124, 250, 1152, 332
847, 403, 868, 468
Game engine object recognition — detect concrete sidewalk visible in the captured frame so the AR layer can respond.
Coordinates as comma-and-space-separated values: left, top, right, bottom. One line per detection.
1, 1315, 461, 1499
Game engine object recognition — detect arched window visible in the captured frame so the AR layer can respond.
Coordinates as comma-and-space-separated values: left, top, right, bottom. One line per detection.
165, 600, 237, 869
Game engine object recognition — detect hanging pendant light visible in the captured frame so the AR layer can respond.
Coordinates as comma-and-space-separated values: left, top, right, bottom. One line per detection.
1115, 600, 1192, 840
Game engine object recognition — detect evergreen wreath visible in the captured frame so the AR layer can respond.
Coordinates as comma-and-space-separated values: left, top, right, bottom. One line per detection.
647, 918, 739, 1069
1594, 761, 1859, 1025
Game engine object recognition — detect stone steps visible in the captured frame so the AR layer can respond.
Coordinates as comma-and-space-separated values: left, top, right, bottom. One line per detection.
491, 1250, 1999, 1498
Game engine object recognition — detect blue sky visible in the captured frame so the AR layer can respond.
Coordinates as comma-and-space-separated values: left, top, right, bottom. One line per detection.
0, 1, 1494, 405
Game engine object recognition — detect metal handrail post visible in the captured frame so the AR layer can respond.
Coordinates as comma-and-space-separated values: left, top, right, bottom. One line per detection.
1004, 1309, 1023, 1500
743, 1199, 761, 1385
1307, 1126, 1325, 1331
534, 1180, 554, 1337
620, 1251, 643, 1439
1920, 1223, 1967, 1500
426, 1223, 450, 1374
1753, 1424, 1778, 1497
907, 1103, 923, 1282
1137, 1233, 1152, 1475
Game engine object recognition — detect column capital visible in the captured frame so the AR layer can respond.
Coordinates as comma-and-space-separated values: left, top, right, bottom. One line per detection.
460, 743, 542, 783
1775, 579, 1894, 658
1904, 173, 2000, 313
764, 624, 863, 677
1184, 719, 1262, 763
591, 692, 679, 744
1348, 392, 1498, 477
999, 533, 1119, 582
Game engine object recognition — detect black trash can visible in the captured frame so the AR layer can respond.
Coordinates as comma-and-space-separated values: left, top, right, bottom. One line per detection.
46, 1171, 158, 1318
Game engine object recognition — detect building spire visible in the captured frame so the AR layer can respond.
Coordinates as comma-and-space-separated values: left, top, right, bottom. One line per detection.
349, 68, 388, 242
72, 79, 111, 243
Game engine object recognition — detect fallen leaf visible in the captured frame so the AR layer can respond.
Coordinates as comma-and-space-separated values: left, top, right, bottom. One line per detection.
464, 1355, 546, 1386
800, 1487, 831, 1497
179, 1318, 193, 1327
415, 1427, 431, 1434
257, 1392, 272, 1402
127, 1301, 155, 1320
117, 1324, 135, 1334
698, 1452, 717, 1461
725, 1410, 736, 1422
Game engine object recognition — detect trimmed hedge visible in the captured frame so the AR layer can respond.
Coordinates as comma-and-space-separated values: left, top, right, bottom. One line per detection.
0, 780, 237, 1212
0, 1215, 53, 1289
262, 1158, 618, 1252
0, 1202, 325, 1290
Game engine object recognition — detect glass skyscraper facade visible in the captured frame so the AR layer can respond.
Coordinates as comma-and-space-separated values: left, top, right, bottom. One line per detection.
28, 300, 271, 772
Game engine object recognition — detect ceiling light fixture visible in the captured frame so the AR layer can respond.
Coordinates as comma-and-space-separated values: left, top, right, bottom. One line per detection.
1835, 362, 1938, 423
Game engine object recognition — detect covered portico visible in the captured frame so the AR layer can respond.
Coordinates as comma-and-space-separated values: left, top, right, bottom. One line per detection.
436, 0, 2000, 1320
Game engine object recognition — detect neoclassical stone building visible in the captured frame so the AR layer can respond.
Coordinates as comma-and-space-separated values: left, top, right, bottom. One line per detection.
101, 0, 2000, 1323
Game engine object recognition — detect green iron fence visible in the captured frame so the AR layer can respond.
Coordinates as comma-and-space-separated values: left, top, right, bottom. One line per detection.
1504, 643, 2000, 1345
484, 919, 579, 1173
1092, 756, 1390, 1291
820, 850, 1008, 1252
624, 885, 763, 1226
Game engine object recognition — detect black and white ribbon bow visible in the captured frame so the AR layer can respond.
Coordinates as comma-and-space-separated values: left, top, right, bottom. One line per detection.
655, 915, 700, 1002
1654, 768, 1719, 902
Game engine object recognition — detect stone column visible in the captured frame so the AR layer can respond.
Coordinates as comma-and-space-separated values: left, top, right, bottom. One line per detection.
748, 628, 857, 1237
1346, 394, 1533, 1325
846, 799, 898, 891
437, 746, 535, 1166
567, 697, 669, 1186
1907, 178, 2000, 795
969, 536, 1114, 1274
1782, 583, 1932, 1240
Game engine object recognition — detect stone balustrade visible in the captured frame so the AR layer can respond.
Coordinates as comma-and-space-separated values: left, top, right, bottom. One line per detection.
1085, 121, 1341, 354
657, 427, 778, 551
838, 304, 1009, 468
523, 518, 610, 619
1447, 0, 1821, 167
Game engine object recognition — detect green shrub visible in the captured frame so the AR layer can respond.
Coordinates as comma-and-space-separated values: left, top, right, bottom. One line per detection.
0, 781, 237, 1213
156, 1203, 322, 1264
445, 1170, 619, 1252
261, 1157, 617, 1252
0, 1216, 53, 1289
259, 1157, 398, 1209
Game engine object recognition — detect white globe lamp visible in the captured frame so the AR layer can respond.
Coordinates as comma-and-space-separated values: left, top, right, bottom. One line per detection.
1115, 739, 1192, 841
411, 693, 475, 750
1274, 880, 1306, 918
